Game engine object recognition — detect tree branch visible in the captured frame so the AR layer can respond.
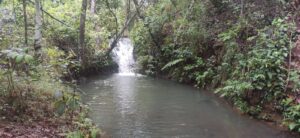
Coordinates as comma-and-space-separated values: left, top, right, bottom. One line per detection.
105, 12, 137, 56
28, 0, 75, 30
105, 0, 147, 56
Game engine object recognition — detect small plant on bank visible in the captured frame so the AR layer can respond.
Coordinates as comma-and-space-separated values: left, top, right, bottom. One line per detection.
0, 48, 35, 111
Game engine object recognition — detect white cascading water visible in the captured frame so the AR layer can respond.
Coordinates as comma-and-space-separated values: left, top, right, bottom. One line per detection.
112, 38, 136, 76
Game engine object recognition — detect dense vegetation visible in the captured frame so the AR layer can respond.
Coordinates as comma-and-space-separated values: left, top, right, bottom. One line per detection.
0, 0, 125, 137
1, 0, 300, 137
130, 0, 300, 133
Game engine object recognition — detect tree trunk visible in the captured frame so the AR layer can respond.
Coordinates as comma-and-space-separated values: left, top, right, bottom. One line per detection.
240, 0, 245, 18
91, 0, 101, 47
34, 0, 42, 58
79, 0, 88, 66
125, 0, 131, 21
90, 0, 96, 15
22, 0, 28, 46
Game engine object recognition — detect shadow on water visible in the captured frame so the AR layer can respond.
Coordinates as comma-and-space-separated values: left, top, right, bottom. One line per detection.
80, 74, 293, 138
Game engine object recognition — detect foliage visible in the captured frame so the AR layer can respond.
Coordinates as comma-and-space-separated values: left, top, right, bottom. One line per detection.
0, 0, 116, 136
131, 0, 211, 81
67, 115, 100, 138
216, 18, 294, 113
46, 47, 80, 79
1, 0, 300, 135
283, 101, 300, 132
53, 90, 80, 116
216, 80, 253, 112
161, 58, 184, 71
0, 48, 35, 109
130, 0, 300, 133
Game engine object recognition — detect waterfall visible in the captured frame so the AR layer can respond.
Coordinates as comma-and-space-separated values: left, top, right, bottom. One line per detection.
112, 38, 136, 76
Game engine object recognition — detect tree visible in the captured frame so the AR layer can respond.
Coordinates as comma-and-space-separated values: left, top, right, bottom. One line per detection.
22, 0, 28, 46
34, 0, 42, 58
79, 0, 88, 66
125, 0, 131, 22
240, 0, 245, 18
90, 0, 96, 15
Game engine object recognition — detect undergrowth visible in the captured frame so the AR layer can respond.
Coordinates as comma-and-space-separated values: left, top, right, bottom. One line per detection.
130, 0, 300, 133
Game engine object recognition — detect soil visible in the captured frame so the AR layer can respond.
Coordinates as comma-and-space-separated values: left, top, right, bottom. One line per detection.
0, 120, 67, 138
0, 93, 73, 138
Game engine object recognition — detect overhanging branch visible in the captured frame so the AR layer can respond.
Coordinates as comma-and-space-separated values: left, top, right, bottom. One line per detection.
105, 0, 148, 56
28, 0, 76, 30
105, 12, 137, 57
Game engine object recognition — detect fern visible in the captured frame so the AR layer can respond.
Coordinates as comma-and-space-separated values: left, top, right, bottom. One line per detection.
161, 58, 184, 71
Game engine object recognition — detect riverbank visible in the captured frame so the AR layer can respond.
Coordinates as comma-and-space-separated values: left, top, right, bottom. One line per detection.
0, 92, 69, 137
0, 86, 102, 138
0, 63, 104, 137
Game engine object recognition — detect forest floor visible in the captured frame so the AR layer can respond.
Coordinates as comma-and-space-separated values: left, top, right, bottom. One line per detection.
0, 93, 74, 137
0, 120, 67, 138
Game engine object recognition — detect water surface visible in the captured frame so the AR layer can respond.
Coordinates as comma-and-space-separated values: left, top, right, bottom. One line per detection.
80, 74, 291, 138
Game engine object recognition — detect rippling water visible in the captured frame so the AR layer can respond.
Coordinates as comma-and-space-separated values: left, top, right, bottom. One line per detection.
80, 74, 292, 138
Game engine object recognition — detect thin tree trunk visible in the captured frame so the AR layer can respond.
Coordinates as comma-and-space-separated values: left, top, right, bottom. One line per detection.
240, 0, 244, 18
125, 0, 131, 22
90, 0, 101, 47
22, 0, 28, 46
34, 0, 42, 58
90, 0, 96, 15
79, 0, 88, 66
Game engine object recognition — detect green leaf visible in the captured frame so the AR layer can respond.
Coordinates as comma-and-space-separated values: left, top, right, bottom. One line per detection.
247, 36, 256, 41
91, 128, 99, 138
67, 98, 79, 110
24, 55, 34, 63
289, 122, 299, 130
161, 58, 184, 71
220, 93, 227, 97
54, 101, 66, 116
267, 72, 273, 79
67, 131, 83, 138
15, 55, 24, 63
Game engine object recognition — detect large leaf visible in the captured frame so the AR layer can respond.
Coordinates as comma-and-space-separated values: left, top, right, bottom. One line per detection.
54, 101, 66, 116
15, 55, 24, 63
288, 122, 299, 130
91, 128, 99, 138
24, 55, 34, 63
161, 58, 184, 71
67, 97, 79, 110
